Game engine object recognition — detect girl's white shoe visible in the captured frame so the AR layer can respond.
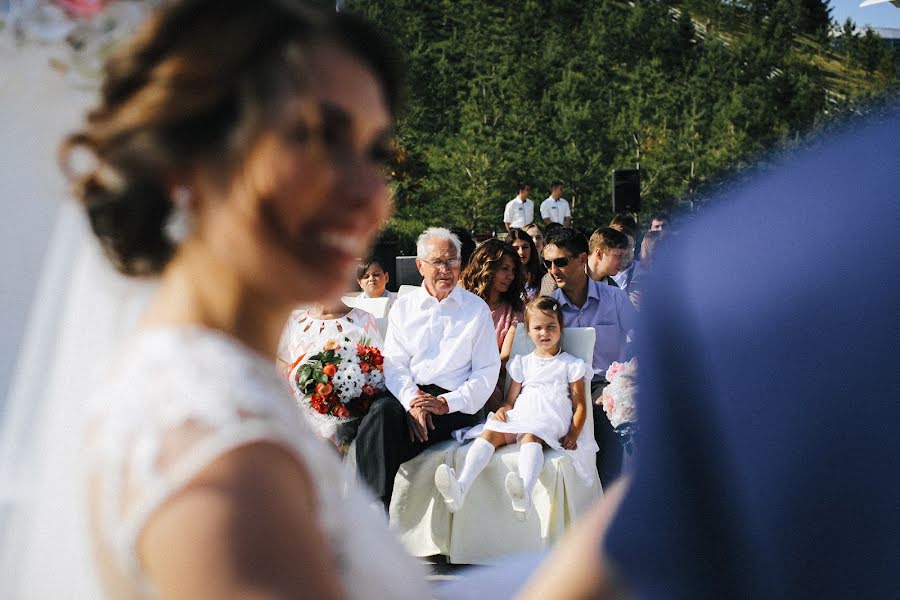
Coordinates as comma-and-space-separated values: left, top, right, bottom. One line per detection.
435, 464, 464, 512
504, 472, 530, 521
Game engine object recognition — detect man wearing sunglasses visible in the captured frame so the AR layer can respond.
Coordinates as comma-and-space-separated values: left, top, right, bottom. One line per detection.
544, 227, 637, 489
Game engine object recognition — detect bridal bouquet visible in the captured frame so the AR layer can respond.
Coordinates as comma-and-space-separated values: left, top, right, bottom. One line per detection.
290, 336, 385, 426
598, 358, 638, 452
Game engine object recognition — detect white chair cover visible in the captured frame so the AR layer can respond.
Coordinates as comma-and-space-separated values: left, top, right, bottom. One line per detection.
341, 295, 392, 318
397, 284, 420, 297
389, 325, 602, 564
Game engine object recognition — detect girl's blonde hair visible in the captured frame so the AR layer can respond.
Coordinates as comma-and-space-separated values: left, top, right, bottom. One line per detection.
524, 295, 564, 333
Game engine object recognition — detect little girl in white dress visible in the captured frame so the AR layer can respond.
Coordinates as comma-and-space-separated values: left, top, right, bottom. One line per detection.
435, 296, 591, 519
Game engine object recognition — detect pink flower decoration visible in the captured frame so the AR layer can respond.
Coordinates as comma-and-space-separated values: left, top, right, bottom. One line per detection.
54, 0, 105, 18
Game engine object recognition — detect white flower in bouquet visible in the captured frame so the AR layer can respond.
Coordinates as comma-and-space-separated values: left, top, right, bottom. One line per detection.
366, 369, 384, 388
335, 366, 364, 403
336, 342, 357, 363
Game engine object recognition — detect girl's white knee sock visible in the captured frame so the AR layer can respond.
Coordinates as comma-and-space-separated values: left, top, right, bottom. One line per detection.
518, 441, 544, 496
457, 437, 495, 492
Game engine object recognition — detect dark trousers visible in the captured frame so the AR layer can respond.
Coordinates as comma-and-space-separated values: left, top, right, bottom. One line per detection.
591, 380, 624, 490
352, 385, 480, 509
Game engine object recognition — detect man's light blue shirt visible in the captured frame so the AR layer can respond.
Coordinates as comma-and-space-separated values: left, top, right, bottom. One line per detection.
612, 260, 637, 292
551, 278, 637, 380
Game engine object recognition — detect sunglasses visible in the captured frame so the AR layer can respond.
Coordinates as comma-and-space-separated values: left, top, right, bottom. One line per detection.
543, 255, 575, 269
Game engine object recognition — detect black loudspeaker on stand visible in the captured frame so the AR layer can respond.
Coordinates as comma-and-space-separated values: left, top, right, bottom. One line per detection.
612, 169, 641, 213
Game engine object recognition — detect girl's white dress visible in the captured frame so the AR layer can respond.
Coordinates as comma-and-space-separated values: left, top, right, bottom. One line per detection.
463, 350, 598, 484
83, 327, 429, 599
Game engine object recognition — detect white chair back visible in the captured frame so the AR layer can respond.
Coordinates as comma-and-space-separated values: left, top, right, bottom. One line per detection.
342, 295, 392, 318
397, 284, 419, 297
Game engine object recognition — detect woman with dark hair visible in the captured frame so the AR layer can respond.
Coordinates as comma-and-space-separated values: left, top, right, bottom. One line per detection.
507, 227, 545, 300
12, 2, 429, 598
461, 239, 525, 409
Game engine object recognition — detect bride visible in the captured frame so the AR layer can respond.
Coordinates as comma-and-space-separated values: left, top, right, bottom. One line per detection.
1, 1, 429, 598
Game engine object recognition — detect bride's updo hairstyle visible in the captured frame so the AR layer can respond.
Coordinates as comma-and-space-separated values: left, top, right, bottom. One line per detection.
60, 0, 400, 276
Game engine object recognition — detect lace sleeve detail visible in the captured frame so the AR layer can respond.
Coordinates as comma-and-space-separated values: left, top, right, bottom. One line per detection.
83, 328, 311, 589
94, 417, 300, 583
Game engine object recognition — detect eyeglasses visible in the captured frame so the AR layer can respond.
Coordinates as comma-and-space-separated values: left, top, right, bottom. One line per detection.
543, 255, 574, 270
421, 258, 461, 270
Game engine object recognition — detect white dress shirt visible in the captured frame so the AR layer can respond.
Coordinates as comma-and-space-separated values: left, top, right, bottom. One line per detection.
503, 196, 534, 229
384, 283, 500, 414
540, 196, 572, 224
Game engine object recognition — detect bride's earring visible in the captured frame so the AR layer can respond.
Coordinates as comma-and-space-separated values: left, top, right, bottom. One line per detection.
165, 186, 194, 243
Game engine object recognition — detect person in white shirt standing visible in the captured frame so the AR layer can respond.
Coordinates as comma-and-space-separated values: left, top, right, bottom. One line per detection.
503, 182, 535, 232
540, 180, 572, 227
353, 227, 501, 509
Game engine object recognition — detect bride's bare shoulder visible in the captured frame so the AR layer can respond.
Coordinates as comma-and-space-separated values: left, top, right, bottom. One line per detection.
138, 441, 346, 600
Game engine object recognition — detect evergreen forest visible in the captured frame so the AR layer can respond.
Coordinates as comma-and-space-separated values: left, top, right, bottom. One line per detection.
345, 0, 898, 252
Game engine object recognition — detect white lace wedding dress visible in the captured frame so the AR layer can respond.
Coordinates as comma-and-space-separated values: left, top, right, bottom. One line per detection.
83, 325, 430, 599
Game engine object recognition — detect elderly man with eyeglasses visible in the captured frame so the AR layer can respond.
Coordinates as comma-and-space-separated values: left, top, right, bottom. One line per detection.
544, 227, 637, 489
353, 227, 500, 510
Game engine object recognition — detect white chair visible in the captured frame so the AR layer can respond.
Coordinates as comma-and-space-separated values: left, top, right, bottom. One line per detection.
397, 284, 419, 297
341, 295, 392, 319
388, 325, 602, 564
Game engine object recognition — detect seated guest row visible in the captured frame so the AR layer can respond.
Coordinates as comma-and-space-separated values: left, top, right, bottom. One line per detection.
281, 225, 637, 511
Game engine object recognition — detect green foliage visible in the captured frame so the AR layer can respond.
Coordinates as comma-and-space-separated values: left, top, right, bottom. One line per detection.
349, 0, 896, 242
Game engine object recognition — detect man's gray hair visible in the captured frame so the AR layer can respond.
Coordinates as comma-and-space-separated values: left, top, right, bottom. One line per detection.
416, 227, 462, 259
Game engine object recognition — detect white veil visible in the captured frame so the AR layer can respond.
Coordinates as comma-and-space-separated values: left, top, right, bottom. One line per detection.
0, 4, 157, 595
0, 204, 157, 597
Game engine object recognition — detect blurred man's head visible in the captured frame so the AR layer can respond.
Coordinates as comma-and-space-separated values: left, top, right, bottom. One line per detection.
649, 211, 670, 232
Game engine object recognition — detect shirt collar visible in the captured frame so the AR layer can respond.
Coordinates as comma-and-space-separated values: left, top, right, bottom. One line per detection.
555, 276, 600, 308
416, 281, 463, 307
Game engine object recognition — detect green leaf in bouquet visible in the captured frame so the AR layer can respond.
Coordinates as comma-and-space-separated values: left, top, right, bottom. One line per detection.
314, 371, 328, 384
